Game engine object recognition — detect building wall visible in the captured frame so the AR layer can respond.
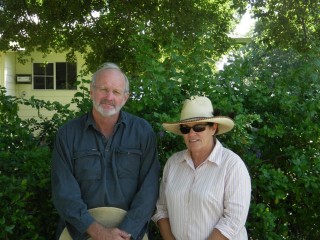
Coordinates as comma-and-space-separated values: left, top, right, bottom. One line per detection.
0, 52, 4, 87
13, 51, 90, 119
0, 52, 16, 95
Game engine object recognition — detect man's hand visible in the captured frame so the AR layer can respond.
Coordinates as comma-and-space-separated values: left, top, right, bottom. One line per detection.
87, 221, 131, 240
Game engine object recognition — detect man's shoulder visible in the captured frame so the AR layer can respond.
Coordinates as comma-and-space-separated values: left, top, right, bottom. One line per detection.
58, 113, 88, 132
122, 111, 152, 127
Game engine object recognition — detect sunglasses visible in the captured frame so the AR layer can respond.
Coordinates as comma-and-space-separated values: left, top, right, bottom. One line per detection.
180, 124, 209, 134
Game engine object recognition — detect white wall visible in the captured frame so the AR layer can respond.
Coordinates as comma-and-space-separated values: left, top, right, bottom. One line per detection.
0, 52, 4, 87
0, 52, 16, 95
14, 51, 90, 119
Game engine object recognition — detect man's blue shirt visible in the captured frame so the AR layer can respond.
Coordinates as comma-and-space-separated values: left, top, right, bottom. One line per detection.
51, 110, 160, 240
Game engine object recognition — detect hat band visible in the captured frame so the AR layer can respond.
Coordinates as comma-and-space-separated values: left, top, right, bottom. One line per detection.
180, 117, 214, 122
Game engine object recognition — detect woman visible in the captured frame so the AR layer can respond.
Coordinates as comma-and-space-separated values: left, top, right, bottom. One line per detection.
152, 96, 251, 240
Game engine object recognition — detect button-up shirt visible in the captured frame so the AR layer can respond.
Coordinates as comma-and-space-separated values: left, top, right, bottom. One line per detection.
152, 139, 251, 240
51, 110, 160, 240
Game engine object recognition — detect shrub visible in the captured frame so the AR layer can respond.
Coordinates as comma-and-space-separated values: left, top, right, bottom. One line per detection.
0, 87, 58, 239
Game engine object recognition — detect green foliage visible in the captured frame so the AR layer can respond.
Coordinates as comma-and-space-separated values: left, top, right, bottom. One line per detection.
0, 148, 57, 240
71, 79, 93, 116
219, 43, 320, 239
250, 0, 320, 52
0, 84, 93, 239
0, 0, 246, 71
0, 87, 58, 239
2, 39, 320, 239
1, 1, 320, 237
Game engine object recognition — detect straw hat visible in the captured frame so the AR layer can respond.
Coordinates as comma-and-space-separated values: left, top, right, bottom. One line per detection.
163, 96, 234, 135
59, 207, 148, 240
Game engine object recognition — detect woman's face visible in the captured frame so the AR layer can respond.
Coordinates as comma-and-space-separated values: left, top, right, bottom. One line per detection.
181, 122, 217, 154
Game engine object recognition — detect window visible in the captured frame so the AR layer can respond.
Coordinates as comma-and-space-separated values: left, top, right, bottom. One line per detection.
33, 63, 54, 89
33, 62, 77, 90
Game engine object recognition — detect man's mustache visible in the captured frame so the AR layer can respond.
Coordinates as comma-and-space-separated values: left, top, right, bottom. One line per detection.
100, 99, 115, 107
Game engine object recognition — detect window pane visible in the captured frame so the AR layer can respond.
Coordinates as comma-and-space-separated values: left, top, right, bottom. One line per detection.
46, 63, 54, 75
33, 63, 53, 89
56, 62, 66, 89
34, 76, 45, 89
34, 63, 45, 75
56, 81, 66, 89
46, 77, 54, 89
56, 62, 77, 90
67, 63, 77, 90
34, 63, 53, 76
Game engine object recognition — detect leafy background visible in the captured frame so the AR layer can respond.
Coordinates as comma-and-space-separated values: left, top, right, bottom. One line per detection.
1, 0, 320, 239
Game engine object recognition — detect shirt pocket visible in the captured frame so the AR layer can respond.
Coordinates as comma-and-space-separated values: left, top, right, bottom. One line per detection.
73, 150, 102, 181
115, 147, 142, 179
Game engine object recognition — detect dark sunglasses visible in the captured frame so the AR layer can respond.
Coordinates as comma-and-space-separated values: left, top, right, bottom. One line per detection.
180, 124, 209, 134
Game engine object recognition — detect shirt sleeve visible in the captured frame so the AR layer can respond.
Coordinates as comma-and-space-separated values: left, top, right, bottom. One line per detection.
118, 125, 160, 240
51, 128, 95, 237
215, 156, 251, 239
151, 160, 170, 223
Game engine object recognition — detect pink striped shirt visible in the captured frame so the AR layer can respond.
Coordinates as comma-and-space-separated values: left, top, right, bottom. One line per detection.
152, 139, 251, 240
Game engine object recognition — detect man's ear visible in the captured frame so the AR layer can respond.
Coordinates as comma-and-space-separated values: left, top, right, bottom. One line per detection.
124, 92, 130, 102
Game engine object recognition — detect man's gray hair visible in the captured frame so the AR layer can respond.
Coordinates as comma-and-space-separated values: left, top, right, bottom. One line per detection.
91, 62, 129, 93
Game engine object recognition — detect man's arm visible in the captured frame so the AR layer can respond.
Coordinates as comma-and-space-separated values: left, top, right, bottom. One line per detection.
51, 129, 95, 236
118, 126, 160, 239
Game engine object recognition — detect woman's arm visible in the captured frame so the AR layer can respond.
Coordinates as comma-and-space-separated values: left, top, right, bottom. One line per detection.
157, 218, 176, 240
208, 228, 228, 240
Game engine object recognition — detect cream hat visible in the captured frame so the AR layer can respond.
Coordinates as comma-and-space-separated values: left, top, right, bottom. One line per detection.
59, 207, 148, 240
162, 96, 234, 135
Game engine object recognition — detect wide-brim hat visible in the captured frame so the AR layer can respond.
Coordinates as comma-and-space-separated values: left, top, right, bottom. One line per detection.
163, 96, 234, 135
59, 207, 148, 240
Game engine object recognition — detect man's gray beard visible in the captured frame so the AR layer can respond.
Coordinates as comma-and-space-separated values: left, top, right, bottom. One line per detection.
93, 101, 122, 117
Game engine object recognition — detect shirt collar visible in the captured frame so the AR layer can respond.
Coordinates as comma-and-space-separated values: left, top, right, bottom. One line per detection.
207, 139, 223, 165
84, 111, 95, 130
84, 110, 128, 130
182, 138, 223, 165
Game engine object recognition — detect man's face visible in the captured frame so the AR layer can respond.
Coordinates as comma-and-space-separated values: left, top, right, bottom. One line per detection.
90, 69, 129, 117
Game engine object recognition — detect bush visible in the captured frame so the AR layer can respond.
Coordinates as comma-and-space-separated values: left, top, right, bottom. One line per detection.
218, 43, 320, 239
0, 87, 58, 239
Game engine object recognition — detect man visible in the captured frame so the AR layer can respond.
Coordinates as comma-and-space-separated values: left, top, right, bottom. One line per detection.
51, 63, 160, 240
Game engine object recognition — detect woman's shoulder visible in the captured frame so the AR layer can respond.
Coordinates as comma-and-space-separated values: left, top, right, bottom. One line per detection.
170, 149, 186, 159
165, 149, 187, 165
